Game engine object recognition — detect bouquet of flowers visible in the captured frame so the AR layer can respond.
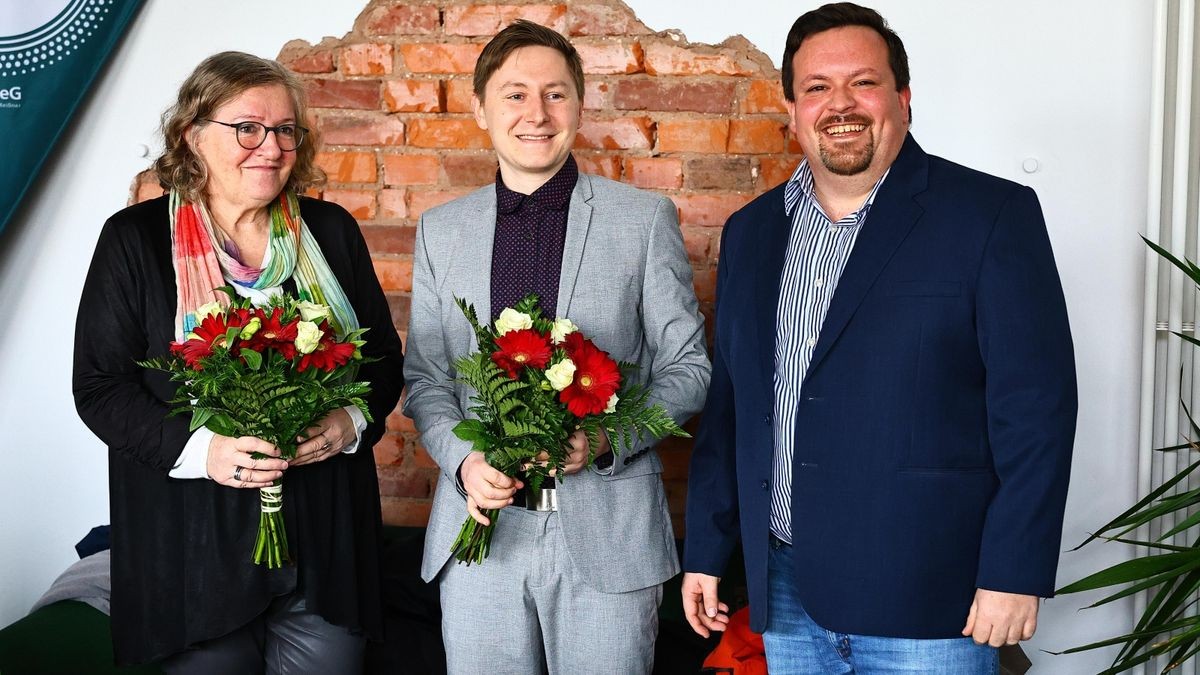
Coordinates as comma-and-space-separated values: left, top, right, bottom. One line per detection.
450, 293, 689, 565
139, 288, 373, 568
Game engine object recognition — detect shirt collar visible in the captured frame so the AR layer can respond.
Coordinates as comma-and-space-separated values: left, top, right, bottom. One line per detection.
496, 155, 579, 215
783, 158, 890, 225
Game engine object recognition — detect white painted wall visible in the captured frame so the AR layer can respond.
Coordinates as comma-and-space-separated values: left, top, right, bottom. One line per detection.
0, 1, 1149, 672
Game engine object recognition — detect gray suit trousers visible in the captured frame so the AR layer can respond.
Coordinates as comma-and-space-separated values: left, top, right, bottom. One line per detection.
439, 507, 661, 675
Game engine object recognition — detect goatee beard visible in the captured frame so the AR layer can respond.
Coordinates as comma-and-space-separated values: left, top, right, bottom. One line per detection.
819, 136, 875, 176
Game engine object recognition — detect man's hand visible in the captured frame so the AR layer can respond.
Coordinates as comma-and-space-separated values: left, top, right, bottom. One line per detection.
526, 429, 610, 476
682, 572, 729, 638
459, 452, 522, 526
962, 589, 1039, 646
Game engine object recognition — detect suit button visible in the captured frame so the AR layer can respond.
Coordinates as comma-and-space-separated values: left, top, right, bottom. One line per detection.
762, 414, 771, 424
761, 480, 769, 490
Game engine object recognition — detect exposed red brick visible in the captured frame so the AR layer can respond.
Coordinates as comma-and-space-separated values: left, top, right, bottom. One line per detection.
692, 266, 717, 303
411, 445, 439, 470
399, 43, 485, 74
445, 78, 475, 113
387, 409, 418, 433
386, 292, 412, 328
624, 157, 683, 190
681, 225, 714, 264
575, 41, 643, 74
340, 43, 394, 76
378, 188, 409, 220
729, 118, 787, 154
362, 4, 440, 36
383, 154, 441, 186
612, 78, 736, 114
573, 116, 653, 150
279, 41, 335, 74
656, 118, 730, 154
373, 433, 404, 466
315, 151, 378, 183
568, 3, 651, 36
643, 40, 760, 77
383, 79, 442, 113
672, 193, 753, 227
362, 224, 414, 255
444, 4, 568, 36
306, 79, 380, 110
685, 157, 755, 191
583, 80, 609, 110
741, 78, 788, 113
135, 179, 164, 204
575, 154, 622, 180
318, 113, 404, 146
323, 188, 377, 219
380, 497, 433, 526
378, 467, 435, 498
758, 157, 798, 189
373, 257, 413, 292
408, 119, 492, 149
409, 188, 474, 218
442, 154, 497, 186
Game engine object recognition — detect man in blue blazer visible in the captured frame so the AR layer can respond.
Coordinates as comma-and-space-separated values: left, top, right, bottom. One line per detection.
681, 4, 1076, 672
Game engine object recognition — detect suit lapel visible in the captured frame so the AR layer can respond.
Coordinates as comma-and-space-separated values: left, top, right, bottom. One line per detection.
556, 173, 594, 318
803, 134, 929, 383
755, 190, 792, 388
456, 189, 497, 323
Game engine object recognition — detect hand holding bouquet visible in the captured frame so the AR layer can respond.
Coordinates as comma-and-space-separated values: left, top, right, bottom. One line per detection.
450, 294, 688, 565
140, 289, 373, 568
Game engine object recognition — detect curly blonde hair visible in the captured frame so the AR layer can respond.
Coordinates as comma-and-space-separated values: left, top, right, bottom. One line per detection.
153, 51, 325, 201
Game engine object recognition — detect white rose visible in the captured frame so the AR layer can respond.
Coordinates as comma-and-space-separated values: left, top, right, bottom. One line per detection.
294, 321, 322, 354
494, 308, 533, 336
195, 301, 222, 321
295, 301, 333, 323
550, 318, 579, 344
545, 359, 576, 391
604, 394, 619, 414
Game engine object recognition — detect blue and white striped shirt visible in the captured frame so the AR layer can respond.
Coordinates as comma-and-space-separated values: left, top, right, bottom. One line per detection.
770, 160, 888, 544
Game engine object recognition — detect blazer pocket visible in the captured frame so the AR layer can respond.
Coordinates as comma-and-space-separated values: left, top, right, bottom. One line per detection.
885, 280, 962, 297
601, 449, 663, 481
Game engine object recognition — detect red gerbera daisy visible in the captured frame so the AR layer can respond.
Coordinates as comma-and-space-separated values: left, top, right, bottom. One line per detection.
244, 306, 300, 359
297, 321, 358, 373
491, 328, 552, 378
559, 340, 621, 417
170, 308, 248, 369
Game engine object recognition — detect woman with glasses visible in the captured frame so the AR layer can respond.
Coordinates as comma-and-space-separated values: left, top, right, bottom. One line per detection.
72, 51, 403, 673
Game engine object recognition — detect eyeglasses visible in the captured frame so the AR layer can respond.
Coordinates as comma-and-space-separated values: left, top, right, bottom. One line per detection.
201, 119, 309, 151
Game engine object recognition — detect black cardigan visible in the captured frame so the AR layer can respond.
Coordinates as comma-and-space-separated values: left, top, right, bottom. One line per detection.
72, 195, 404, 665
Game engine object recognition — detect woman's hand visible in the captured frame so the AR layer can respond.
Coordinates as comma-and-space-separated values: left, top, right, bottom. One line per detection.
207, 435, 287, 488
291, 408, 357, 467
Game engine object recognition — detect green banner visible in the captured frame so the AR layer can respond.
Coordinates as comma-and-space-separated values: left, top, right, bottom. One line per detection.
0, 0, 144, 236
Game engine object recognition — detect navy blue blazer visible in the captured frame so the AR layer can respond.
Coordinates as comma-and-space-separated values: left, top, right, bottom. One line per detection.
684, 134, 1077, 638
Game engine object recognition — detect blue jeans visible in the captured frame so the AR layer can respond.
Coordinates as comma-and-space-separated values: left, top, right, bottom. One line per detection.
763, 537, 998, 674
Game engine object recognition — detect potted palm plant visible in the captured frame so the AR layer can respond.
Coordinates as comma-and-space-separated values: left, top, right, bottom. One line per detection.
1057, 239, 1200, 673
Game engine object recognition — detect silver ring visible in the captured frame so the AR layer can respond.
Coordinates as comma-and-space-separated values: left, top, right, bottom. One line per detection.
321, 441, 332, 451
233, 466, 244, 481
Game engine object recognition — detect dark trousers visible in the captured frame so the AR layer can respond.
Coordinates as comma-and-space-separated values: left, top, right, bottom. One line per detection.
161, 593, 364, 675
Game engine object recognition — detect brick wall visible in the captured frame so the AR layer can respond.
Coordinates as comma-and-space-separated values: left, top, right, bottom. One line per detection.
133, 0, 801, 536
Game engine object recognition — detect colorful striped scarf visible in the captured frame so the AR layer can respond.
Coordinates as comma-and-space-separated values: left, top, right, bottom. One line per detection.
169, 189, 359, 340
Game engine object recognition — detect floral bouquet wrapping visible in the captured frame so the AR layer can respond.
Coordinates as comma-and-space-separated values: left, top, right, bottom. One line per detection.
139, 289, 373, 568
450, 293, 689, 565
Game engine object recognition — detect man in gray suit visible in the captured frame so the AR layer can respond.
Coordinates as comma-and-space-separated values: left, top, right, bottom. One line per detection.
403, 19, 711, 675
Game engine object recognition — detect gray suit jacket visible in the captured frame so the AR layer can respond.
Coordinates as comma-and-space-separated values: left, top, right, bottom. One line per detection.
403, 171, 711, 592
